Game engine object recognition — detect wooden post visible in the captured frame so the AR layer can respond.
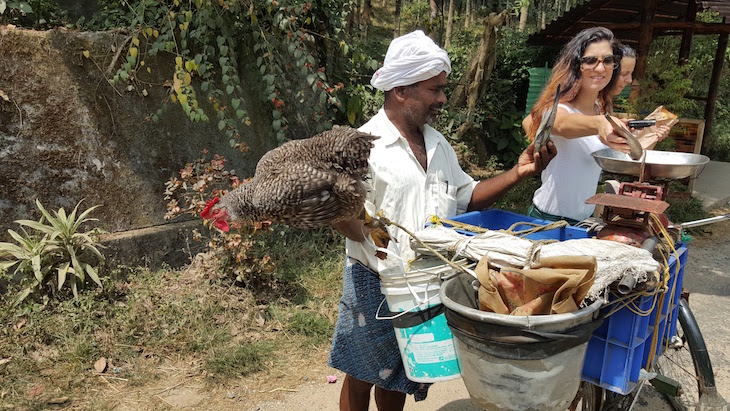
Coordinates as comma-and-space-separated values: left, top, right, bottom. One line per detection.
678, 0, 697, 65
632, 0, 658, 92
702, 31, 728, 154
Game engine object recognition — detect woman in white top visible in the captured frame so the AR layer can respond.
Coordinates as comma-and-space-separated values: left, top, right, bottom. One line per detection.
523, 27, 631, 224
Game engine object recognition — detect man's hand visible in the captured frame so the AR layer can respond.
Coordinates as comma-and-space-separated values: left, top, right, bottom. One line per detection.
515, 140, 557, 179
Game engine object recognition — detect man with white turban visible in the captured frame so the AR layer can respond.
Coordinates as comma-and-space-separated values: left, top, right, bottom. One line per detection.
330, 30, 557, 411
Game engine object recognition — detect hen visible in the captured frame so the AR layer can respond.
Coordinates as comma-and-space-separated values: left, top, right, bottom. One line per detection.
202, 126, 379, 234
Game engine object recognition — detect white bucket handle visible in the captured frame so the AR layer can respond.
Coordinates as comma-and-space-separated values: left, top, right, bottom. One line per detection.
375, 293, 442, 321
365, 224, 436, 306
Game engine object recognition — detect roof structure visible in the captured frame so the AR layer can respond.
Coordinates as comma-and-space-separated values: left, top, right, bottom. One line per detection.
526, 0, 730, 154
528, 0, 730, 46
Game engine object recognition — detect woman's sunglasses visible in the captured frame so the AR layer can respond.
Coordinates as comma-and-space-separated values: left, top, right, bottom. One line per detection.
580, 55, 620, 70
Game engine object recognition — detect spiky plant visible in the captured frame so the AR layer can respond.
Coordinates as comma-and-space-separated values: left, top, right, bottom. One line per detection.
0, 199, 105, 304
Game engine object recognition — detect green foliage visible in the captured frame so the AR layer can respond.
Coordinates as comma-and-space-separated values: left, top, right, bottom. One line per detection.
488, 109, 528, 165
400, 0, 431, 30
665, 182, 709, 229
493, 176, 541, 214
78, 0, 367, 147
206, 342, 275, 378
0, 199, 105, 305
288, 310, 334, 342
622, 12, 730, 161
623, 62, 697, 117
443, 27, 543, 167
0, 1, 33, 17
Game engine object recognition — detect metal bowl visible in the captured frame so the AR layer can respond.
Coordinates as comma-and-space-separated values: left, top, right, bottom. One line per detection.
591, 149, 710, 179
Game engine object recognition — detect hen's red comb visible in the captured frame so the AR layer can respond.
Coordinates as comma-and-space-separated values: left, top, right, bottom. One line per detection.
200, 197, 220, 219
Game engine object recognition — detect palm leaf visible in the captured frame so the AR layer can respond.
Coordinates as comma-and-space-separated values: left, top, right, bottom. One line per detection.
15, 220, 55, 235
85, 264, 102, 287
57, 262, 70, 290
34, 199, 54, 224
67, 245, 85, 281
0, 241, 25, 257
7, 229, 29, 245
56, 207, 69, 237
71, 280, 78, 299
31, 254, 43, 282
0, 260, 19, 271
82, 243, 105, 262
13, 287, 33, 307
73, 204, 101, 232
67, 199, 82, 226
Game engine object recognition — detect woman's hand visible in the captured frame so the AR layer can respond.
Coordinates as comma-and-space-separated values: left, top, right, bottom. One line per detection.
598, 115, 631, 153
636, 124, 672, 150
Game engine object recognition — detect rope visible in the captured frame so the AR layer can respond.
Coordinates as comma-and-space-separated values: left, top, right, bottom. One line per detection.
376, 212, 664, 318
377, 213, 477, 279
505, 220, 569, 237
644, 213, 682, 367
431, 215, 568, 238
429, 216, 489, 233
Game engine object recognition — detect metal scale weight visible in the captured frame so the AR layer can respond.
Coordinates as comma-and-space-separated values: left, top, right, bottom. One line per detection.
585, 148, 730, 245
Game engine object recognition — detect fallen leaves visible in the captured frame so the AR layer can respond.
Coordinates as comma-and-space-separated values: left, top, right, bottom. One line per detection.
47, 396, 69, 404
25, 385, 44, 399
94, 357, 108, 373
13, 319, 26, 332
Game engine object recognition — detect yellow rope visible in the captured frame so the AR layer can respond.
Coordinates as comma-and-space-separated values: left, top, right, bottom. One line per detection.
429, 216, 490, 233
505, 220, 569, 237
430, 215, 568, 238
643, 213, 683, 368
414, 212, 683, 351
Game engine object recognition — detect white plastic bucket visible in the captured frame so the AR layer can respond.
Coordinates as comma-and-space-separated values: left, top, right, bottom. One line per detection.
378, 259, 468, 383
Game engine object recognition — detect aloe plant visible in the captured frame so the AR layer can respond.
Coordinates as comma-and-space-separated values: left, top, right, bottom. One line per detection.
0, 199, 105, 304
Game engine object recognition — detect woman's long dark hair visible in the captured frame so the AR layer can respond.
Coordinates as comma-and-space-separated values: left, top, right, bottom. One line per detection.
527, 27, 622, 140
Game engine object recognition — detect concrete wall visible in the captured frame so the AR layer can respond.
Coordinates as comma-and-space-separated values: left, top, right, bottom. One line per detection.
0, 26, 278, 238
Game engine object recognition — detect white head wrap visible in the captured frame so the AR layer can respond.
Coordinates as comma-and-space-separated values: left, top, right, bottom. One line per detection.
370, 30, 451, 92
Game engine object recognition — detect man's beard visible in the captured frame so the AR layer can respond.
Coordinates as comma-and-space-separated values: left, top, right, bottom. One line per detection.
404, 105, 439, 126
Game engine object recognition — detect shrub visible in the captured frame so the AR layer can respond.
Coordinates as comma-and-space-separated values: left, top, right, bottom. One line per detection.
163, 151, 276, 289
0, 199, 105, 305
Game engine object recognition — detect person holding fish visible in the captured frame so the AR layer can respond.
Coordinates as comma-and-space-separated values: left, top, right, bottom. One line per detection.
606, 44, 673, 150
522, 27, 633, 224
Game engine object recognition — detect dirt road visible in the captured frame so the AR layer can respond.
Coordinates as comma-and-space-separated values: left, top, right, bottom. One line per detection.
251, 216, 730, 411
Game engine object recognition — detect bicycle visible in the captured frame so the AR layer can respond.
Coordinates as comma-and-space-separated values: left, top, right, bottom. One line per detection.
571, 269, 725, 411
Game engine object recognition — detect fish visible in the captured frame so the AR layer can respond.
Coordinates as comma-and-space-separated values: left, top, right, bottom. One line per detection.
534, 84, 561, 153
604, 114, 644, 160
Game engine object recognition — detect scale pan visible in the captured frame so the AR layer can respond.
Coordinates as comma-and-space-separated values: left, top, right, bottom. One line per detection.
591, 149, 709, 179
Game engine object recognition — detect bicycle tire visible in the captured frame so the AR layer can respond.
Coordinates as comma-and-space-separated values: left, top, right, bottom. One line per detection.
569, 381, 604, 411
654, 298, 716, 410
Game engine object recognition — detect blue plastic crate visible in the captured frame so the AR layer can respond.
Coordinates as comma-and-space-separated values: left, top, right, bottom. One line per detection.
446, 209, 688, 396
443, 209, 589, 241
581, 245, 687, 395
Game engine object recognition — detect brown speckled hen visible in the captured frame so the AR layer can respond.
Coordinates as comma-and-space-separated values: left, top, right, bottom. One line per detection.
202, 126, 378, 232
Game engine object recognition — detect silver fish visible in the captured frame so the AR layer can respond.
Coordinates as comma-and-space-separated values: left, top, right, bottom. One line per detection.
534, 84, 561, 153
604, 114, 644, 160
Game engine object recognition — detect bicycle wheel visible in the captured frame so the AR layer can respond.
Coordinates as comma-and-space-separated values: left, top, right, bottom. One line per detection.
569, 382, 604, 411
654, 298, 717, 410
